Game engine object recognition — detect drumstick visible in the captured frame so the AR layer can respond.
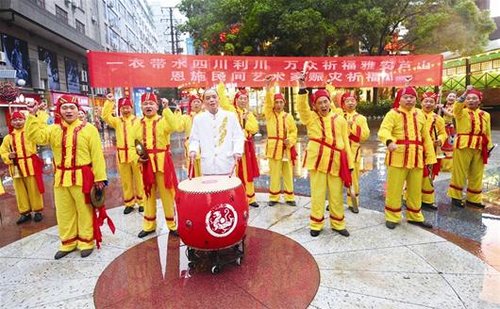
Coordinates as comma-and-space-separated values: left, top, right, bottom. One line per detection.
229, 160, 238, 178
188, 158, 195, 180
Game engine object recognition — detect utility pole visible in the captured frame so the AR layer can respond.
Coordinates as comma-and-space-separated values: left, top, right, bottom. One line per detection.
168, 7, 175, 54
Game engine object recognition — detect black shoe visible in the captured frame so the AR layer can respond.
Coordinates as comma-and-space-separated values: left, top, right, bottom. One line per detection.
451, 198, 464, 208
466, 200, 485, 208
138, 230, 155, 238
286, 201, 296, 206
332, 228, 350, 237
54, 249, 74, 260
249, 202, 259, 208
268, 201, 278, 206
169, 230, 179, 237
123, 207, 134, 214
385, 221, 397, 229
421, 202, 438, 210
33, 212, 43, 222
407, 220, 433, 229
310, 229, 321, 237
349, 205, 359, 213
81, 248, 94, 258
138, 206, 144, 212
16, 214, 32, 225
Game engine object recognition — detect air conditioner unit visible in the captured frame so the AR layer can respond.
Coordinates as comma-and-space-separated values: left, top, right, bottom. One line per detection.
0, 51, 7, 65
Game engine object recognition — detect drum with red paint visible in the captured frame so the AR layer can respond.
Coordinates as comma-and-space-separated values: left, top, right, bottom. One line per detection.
176, 175, 249, 250
441, 123, 456, 152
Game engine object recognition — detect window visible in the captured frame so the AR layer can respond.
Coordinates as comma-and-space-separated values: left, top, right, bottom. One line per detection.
76, 20, 85, 34
481, 61, 492, 71
29, 0, 45, 8
55, 5, 68, 24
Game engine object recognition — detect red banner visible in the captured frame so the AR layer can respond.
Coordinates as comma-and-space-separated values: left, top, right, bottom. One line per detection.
87, 51, 442, 88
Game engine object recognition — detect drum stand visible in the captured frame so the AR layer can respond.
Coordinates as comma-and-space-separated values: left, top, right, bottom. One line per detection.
186, 238, 245, 274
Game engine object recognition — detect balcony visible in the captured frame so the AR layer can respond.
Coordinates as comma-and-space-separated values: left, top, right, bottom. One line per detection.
0, 0, 102, 54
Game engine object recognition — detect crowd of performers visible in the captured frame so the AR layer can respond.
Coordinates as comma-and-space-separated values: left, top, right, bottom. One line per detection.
0, 76, 494, 259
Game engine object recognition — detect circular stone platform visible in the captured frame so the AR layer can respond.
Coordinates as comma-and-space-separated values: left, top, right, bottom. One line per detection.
94, 227, 320, 308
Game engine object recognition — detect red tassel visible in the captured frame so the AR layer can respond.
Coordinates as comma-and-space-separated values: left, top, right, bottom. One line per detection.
163, 153, 178, 189
81, 165, 94, 204
290, 146, 298, 166
481, 134, 489, 164
31, 155, 45, 194
92, 205, 116, 249
142, 160, 155, 197
339, 150, 352, 188
238, 139, 260, 182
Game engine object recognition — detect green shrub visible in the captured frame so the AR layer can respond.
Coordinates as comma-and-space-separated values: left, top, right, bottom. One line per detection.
356, 99, 392, 116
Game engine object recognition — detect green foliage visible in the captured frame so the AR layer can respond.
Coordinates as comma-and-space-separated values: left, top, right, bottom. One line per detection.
357, 99, 393, 116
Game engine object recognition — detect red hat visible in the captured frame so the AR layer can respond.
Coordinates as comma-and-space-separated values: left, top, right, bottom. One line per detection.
188, 94, 201, 113
233, 89, 248, 106
10, 111, 25, 120
274, 93, 285, 102
467, 88, 483, 101
421, 91, 438, 101
118, 97, 133, 109
340, 91, 357, 108
141, 92, 157, 104
313, 89, 330, 104
393, 86, 417, 108
56, 94, 79, 115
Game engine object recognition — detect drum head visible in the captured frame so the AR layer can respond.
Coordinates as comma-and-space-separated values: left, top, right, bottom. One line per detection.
178, 175, 242, 193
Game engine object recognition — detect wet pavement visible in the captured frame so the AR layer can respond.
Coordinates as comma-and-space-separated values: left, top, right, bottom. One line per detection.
0, 120, 499, 308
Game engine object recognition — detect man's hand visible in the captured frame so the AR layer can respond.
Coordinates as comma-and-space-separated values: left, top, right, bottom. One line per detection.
434, 140, 442, 147
26, 101, 39, 115
38, 101, 48, 111
161, 98, 169, 109
189, 151, 197, 161
387, 142, 398, 152
106, 93, 114, 101
284, 139, 290, 146
94, 181, 106, 191
233, 153, 242, 161
8, 152, 16, 159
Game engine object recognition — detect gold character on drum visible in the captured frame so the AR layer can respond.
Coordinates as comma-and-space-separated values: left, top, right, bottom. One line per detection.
0, 110, 46, 224
188, 88, 245, 176
132, 93, 181, 238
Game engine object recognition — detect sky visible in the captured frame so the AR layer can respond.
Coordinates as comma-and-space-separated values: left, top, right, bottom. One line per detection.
491, 1, 500, 17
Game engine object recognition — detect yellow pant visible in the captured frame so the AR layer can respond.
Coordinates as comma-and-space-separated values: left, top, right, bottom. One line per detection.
346, 161, 360, 207
309, 170, 345, 231
447, 148, 484, 203
239, 154, 256, 204
13, 175, 43, 214
118, 161, 144, 207
385, 166, 425, 223
143, 172, 177, 232
0, 181, 4, 195
440, 152, 453, 172
268, 158, 294, 202
54, 186, 94, 251
421, 174, 435, 204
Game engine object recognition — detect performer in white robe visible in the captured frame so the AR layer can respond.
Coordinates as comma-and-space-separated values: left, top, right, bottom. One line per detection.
189, 88, 245, 175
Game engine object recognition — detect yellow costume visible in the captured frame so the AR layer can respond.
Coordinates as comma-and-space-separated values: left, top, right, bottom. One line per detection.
217, 84, 260, 205
421, 110, 446, 206
296, 91, 353, 233
378, 106, 436, 225
26, 112, 106, 252
264, 91, 297, 204
102, 99, 144, 211
447, 95, 492, 205
133, 107, 180, 234
177, 110, 201, 178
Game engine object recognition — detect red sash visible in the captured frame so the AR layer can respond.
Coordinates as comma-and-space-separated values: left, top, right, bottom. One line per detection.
238, 138, 260, 182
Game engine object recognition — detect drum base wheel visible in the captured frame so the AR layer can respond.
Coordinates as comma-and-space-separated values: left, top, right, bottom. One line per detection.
211, 265, 221, 274
186, 238, 246, 274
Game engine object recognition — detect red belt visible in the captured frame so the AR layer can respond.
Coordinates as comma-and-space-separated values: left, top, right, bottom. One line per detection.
146, 147, 169, 154
395, 140, 422, 146
309, 138, 341, 152
56, 164, 89, 171
268, 136, 285, 140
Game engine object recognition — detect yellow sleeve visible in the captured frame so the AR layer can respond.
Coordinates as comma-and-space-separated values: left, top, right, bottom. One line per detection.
286, 114, 298, 146
340, 118, 354, 169
101, 99, 119, 129
0, 135, 13, 164
358, 115, 370, 142
453, 101, 466, 120
245, 112, 259, 135
217, 82, 236, 112
160, 106, 180, 133
36, 110, 49, 123
422, 118, 437, 165
88, 125, 107, 182
378, 111, 396, 146
296, 92, 313, 125
174, 111, 185, 132
485, 113, 493, 149
263, 90, 274, 119
25, 114, 52, 146
436, 116, 447, 146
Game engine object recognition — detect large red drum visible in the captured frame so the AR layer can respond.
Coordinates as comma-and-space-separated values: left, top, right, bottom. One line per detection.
176, 175, 249, 251
441, 123, 456, 152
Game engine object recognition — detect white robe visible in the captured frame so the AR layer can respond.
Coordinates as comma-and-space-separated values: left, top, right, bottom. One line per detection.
189, 109, 244, 175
